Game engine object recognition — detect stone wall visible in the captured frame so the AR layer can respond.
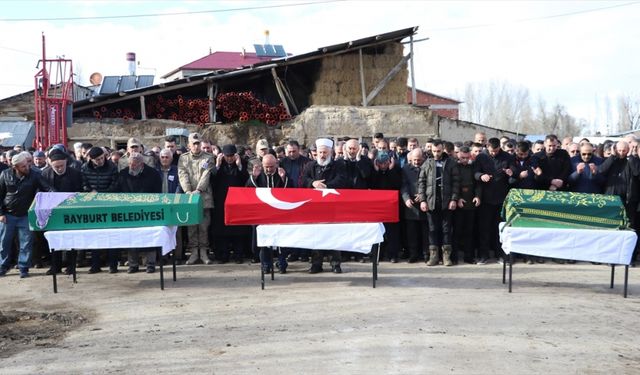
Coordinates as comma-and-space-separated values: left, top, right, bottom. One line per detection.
281, 105, 438, 146
68, 119, 199, 149
281, 105, 521, 146
68, 118, 282, 150
68, 105, 521, 151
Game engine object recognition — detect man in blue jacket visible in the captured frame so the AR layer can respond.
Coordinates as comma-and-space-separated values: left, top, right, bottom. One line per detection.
568, 142, 604, 193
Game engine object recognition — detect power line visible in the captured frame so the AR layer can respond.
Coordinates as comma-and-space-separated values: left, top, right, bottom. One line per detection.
0, 0, 344, 22
0, 45, 39, 56
426, 1, 640, 32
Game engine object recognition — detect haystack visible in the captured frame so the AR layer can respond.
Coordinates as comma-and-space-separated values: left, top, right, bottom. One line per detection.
310, 42, 408, 106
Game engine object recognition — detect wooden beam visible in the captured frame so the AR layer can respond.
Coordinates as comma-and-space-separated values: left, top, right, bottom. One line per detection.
139, 95, 147, 120
274, 75, 299, 115
359, 49, 367, 106
365, 53, 411, 105
410, 36, 417, 105
271, 68, 291, 116
207, 82, 216, 123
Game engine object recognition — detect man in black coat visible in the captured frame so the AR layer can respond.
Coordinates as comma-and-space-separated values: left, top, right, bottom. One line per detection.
532, 135, 572, 191
401, 148, 428, 263
213, 144, 249, 264
371, 151, 402, 262
510, 141, 537, 190
81, 147, 119, 273
302, 138, 347, 274
337, 138, 373, 262
339, 139, 373, 189
599, 140, 640, 262
117, 152, 162, 273
42, 149, 83, 275
246, 154, 290, 273
278, 140, 311, 263
474, 137, 516, 264
452, 147, 482, 264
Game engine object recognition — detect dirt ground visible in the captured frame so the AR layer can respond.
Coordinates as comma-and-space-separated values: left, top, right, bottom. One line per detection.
1, 260, 639, 374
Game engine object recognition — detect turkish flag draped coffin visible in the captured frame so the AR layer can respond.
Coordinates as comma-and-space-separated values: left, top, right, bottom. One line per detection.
225, 187, 399, 225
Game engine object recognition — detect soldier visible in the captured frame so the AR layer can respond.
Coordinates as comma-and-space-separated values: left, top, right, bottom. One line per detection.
178, 133, 215, 265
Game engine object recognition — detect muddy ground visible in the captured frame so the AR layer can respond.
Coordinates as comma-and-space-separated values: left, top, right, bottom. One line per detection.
1, 261, 639, 374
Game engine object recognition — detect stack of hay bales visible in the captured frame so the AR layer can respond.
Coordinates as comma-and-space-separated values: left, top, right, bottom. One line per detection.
309, 42, 408, 106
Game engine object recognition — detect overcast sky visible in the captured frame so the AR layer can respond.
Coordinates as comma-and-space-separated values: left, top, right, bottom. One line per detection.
1, 0, 638, 134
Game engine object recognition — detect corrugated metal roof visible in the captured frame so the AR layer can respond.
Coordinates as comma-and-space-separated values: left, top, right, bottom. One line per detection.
74, 26, 419, 111
161, 52, 273, 79
0, 121, 35, 147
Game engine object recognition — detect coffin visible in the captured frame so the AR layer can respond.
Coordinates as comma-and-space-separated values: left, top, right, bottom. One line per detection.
28, 192, 202, 231
225, 187, 399, 225
502, 189, 628, 230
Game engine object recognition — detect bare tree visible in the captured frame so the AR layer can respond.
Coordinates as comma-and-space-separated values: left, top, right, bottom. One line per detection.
617, 94, 640, 131
460, 80, 533, 133
459, 80, 583, 136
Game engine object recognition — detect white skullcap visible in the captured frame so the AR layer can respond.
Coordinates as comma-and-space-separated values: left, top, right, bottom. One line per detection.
73, 142, 83, 150
315, 138, 333, 149
11, 152, 29, 166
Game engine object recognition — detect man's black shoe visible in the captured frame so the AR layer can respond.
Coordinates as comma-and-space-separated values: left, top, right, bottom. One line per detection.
332, 265, 342, 274
0, 267, 8, 277
146, 266, 155, 274
390, 258, 398, 263
88, 267, 102, 274
279, 268, 287, 274
64, 267, 75, 275
127, 266, 139, 274
308, 266, 323, 274
109, 266, 118, 274
408, 258, 418, 264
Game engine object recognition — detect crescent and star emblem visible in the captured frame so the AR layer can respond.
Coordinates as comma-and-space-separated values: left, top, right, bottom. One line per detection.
255, 188, 340, 210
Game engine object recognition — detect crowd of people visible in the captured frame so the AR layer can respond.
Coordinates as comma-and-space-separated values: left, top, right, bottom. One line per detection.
0, 129, 638, 279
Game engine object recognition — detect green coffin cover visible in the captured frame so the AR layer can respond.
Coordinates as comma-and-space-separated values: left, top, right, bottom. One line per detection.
29, 192, 203, 231
502, 189, 628, 230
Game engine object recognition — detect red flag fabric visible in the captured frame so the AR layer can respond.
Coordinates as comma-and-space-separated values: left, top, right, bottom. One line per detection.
225, 187, 398, 225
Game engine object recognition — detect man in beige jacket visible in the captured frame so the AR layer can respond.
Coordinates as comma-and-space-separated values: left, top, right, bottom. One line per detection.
178, 132, 215, 264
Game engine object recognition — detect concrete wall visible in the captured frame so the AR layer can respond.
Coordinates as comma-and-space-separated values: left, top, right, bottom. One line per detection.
438, 116, 519, 142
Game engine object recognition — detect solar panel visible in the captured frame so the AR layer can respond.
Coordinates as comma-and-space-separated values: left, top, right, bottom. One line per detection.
136, 75, 154, 88
263, 44, 276, 57
254, 44, 267, 57
273, 45, 286, 57
99, 76, 120, 95
119, 76, 137, 92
